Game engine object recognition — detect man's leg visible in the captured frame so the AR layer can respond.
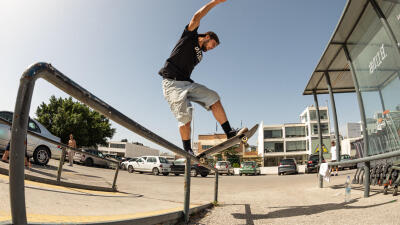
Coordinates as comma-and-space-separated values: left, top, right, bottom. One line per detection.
210, 100, 245, 138
2, 151, 9, 162
180, 122, 194, 154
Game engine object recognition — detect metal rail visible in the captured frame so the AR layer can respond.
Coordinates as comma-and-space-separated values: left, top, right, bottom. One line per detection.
9, 62, 219, 224
328, 150, 400, 167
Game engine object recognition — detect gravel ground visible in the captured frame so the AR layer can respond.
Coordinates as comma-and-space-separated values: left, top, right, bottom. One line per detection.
181, 171, 400, 225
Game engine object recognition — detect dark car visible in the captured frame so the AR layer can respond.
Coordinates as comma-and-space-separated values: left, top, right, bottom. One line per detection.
305, 154, 325, 174
338, 154, 357, 170
170, 158, 210, 177
278, 158, 298, 175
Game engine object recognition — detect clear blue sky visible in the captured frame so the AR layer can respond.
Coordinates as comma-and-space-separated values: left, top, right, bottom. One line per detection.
0, 0, 360, 153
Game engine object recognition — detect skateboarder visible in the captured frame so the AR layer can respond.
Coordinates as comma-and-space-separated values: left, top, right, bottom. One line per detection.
159, 0, 245, 155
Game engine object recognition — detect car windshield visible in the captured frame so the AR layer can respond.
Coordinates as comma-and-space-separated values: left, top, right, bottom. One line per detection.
174, 158, 185, 165
280, 159, 295, 165
243, 162, 255, 166
309, 155, 319, 161
159, 157, 168, 164
217, 162, 227, 166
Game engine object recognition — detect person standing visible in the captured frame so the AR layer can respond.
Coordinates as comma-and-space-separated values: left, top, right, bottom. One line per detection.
330, 141, 338, 176
68, 134, 77, 166
159, 0, 246, 155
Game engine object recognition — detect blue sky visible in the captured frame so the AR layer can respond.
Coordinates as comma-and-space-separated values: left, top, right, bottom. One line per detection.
0, 0, 360, 152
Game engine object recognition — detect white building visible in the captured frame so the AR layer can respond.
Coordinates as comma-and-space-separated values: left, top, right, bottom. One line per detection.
258, 106, 332, 166
98, 141, 160, 158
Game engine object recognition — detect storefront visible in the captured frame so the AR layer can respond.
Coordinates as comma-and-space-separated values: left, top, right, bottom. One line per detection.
304, 0, 400, 161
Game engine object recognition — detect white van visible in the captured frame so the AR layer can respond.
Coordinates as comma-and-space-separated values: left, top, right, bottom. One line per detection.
127, 156, 170, 176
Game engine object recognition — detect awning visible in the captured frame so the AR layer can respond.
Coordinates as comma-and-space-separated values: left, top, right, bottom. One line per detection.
303, 0, 369, 95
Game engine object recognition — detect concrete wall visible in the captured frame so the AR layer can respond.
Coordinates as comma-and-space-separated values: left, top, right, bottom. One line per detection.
125, 144, 160, 158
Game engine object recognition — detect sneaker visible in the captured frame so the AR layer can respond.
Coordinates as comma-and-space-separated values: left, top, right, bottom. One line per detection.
227, 127, 248, 139
186, 149, 195, 156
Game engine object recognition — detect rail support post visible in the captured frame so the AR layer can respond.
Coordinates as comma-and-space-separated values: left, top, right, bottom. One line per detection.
313, 90, 324, 188
214, 172, 219, 203
57, 147, 67, 183
112, 162, 120, 191
184, 157, 191, 223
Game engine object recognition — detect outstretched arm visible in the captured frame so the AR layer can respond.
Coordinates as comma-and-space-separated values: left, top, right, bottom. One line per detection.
188, 0, 226, 31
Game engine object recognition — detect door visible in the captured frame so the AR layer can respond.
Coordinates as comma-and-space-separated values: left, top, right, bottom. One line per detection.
146, 157, 157, 171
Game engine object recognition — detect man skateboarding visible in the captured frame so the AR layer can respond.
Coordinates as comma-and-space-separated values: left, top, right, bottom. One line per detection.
159, 0, 246, 155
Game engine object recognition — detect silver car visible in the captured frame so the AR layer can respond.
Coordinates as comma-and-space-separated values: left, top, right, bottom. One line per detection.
0, 111, 62, 165
215, 161, 235, 175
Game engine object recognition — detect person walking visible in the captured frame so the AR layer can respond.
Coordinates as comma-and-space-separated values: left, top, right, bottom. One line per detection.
68, 134, 77, 166
330, 141, 338, 176
159, 0, 246, 155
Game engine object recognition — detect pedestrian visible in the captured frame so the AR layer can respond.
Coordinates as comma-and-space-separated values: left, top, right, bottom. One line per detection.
1, 142, 10, 163
159, 0, 246, 155
330, 141, 338, 176
2, 138, 31, 169
68, 134, 77, 166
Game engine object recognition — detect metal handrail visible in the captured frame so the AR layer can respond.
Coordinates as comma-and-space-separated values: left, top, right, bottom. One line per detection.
9, 62, 219, 224
328, 150, 400, 167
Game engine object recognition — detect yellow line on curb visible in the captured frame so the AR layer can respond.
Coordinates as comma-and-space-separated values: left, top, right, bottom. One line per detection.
0, 205, 202, 223
0, 174, 127, 196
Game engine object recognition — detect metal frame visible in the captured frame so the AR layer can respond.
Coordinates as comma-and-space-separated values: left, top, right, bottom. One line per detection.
9, 62, 219, 224
313, 91, 324, 188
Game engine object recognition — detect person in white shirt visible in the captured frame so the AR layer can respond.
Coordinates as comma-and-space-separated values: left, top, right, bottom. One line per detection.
330, 141, 338, 176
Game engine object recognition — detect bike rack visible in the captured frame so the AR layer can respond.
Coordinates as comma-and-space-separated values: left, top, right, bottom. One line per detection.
9, 62, 219, 224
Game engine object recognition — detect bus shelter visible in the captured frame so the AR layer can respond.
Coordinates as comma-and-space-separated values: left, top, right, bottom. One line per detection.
303, 0, 400, 197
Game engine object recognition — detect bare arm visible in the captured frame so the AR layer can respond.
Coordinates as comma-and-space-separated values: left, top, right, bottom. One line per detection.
188, 0, 227, 31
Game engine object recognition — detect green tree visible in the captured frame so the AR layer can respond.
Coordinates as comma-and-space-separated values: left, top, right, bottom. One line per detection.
36, 95, 116, 147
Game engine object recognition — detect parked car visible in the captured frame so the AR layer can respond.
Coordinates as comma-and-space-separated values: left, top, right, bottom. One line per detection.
73, 149, 109, 167
215, 161, 234, 175
338, 154, 357, 170
0, 111, 62, 165
121, 157, 138, 170
239, 161, 261, 176
305, 154, 325, 174
127, 156, 170, 176
170, 158, 210, 177
278, 158, 298, 175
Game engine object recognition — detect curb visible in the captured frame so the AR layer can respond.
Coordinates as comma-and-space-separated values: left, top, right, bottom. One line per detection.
0, 166, 115, 192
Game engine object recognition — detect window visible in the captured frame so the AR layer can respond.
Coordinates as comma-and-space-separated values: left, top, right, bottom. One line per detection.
110, 143, 126, 149
28, 119, 41, 133
285, 127, 306, 137
264, 142, 284, 153
159, 157, 168, 163
202, 145, 213, 150
311, 123, 329, 135
147, 157, 156, 163
309, 110, 328, 121
264, 129, 282, 139
0, 111, 13, 122
286, 141, 306, 152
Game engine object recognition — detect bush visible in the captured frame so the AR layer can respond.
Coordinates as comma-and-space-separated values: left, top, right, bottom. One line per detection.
232, 163, 240, 168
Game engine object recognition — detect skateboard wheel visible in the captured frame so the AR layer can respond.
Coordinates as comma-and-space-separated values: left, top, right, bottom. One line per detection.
200, 158, 206, 164
242, 136, 248, 143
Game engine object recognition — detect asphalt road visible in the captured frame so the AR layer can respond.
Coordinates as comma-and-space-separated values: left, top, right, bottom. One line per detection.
0, 161, 399, 224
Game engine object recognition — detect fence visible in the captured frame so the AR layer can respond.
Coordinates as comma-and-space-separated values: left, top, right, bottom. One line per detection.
8, 62, 219, 224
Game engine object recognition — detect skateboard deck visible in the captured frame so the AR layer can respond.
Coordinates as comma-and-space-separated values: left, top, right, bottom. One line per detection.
197, 124, 259, 164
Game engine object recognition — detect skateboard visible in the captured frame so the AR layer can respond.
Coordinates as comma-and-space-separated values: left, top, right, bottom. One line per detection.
197, 124, 259, 165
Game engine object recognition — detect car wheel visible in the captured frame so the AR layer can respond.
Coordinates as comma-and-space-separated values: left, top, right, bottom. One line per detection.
152, 168, 159, 176
162, 172, 169, 176
393, 187, 398, 196
200, 173, 208, 177
174, 173, 180, 176
191, 168, 198, 177
128, 165, 134, 173
85, 158, 94, 167
33, 146, 50, 166
239, 173, 242, 176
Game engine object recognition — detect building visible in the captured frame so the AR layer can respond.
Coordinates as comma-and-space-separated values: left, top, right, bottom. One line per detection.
346, 122, 362, 138
197, 133, 261, 164
258, 106, 332, 167
98, 141, 160, 158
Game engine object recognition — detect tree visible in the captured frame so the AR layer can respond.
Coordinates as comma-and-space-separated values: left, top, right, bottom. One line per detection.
36, 95, 116, 147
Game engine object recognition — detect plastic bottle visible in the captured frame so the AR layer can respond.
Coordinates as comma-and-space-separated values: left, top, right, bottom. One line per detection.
345, 175, 351, 202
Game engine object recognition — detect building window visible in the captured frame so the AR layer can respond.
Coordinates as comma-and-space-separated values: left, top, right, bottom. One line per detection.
264, 142, 284, 153
264, 129, 282, 139
285, 127, 306, 137
202, 145, 213, 150
309, 110, 328, 121
286, 141, 306, 152
311, 123, 329, 135
110, 143, 126, 149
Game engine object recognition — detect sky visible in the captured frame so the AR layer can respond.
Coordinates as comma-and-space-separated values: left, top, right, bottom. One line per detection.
0, 0, 361, 153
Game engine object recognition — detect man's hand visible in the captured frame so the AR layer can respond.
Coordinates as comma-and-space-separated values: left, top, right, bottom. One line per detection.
188, 0, 226, 31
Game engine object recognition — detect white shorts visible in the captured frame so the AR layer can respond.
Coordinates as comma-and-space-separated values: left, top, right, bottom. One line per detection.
162, 78, 220, 127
